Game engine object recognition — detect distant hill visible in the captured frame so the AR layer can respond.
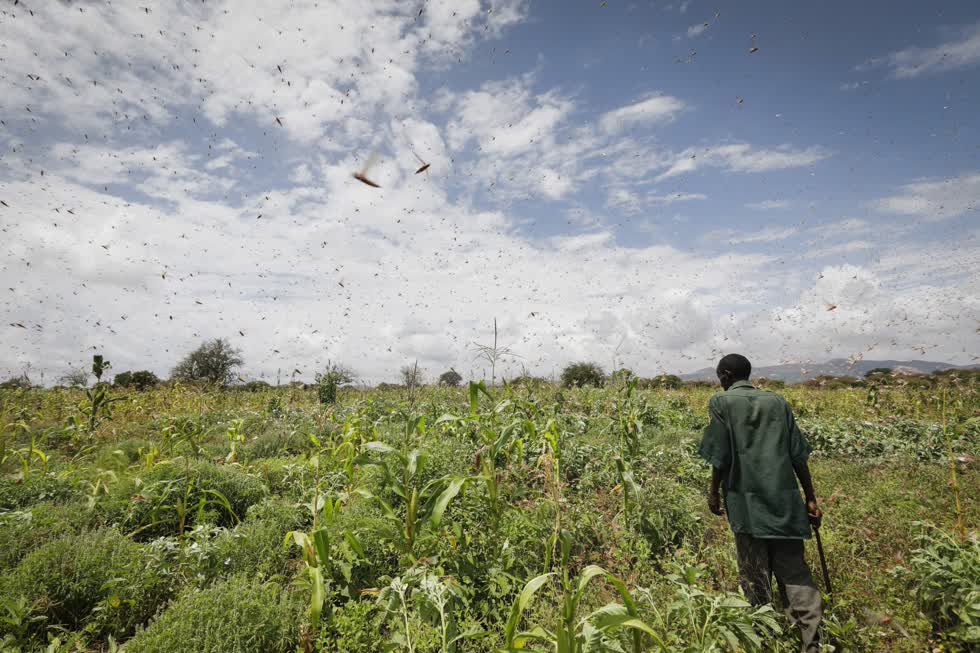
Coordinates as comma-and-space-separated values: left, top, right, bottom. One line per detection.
679, 359, 978, 384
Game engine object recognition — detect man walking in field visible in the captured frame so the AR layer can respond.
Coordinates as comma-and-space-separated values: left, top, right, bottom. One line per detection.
699, 354, 824, 652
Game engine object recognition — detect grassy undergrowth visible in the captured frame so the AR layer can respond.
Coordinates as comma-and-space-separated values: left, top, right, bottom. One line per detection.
0, 380, 976, 652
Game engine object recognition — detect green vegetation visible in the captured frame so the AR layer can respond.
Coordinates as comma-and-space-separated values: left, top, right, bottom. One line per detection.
124, 575, 303, 653
114, 370, 162, 391
170, 338, 244, 385
0, 375, 976, 651
560, 361, 606, 388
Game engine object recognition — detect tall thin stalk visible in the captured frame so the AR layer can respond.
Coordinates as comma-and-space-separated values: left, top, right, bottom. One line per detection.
940, 388, 965, 540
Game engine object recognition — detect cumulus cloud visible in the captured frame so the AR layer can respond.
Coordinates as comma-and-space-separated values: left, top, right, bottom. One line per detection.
706, 226, 801, 245
656, 143, 830, 180
446, 78, 574, 156
599, 94, 686, 134
870, 172, 980, 221
862, 22, 980, 78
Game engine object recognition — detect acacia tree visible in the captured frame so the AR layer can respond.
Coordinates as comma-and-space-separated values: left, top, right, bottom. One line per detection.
560, 361, 606, 388
438, 369, 463, 387
171, 338, 243, 385
58, 368, 90, 388
114, 370, 161, 391
400, 361, 425, 389
315, 361, 355, 404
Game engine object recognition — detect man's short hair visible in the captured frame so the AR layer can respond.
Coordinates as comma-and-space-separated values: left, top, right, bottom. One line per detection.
717, 353, 751, 380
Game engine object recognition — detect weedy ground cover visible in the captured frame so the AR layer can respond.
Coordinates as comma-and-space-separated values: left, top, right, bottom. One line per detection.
0, 379, 976, 652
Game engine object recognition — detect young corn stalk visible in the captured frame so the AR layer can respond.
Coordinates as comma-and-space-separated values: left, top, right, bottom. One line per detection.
940, 388, 966, 540
284, 495, 365, 627
617, 377, 643, 460
541, 420, 565, 571
614, 456, 642, 528
0, 419, 30, 472
634, 565, 781, 652
436, 382, 522, 524
224, 418, 245, 463
12, 435, 49, 478
83, 355, 124, 432
502, 532, 661, 653
355, 442, 472, 561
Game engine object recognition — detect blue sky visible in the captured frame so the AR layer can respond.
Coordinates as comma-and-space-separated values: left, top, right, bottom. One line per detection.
0, 0, 977, 384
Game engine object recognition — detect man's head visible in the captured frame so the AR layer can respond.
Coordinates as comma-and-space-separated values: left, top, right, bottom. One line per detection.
716, 353, 751, 390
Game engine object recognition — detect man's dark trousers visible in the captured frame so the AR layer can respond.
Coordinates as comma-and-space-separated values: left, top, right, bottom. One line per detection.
734, 534, 823, 653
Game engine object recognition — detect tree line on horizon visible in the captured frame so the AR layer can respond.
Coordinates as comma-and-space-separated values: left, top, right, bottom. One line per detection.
1, 337, 976, 394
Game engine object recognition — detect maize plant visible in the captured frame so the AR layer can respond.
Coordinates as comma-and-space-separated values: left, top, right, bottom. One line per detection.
541, 419, 565, 571
1, 419, 29, 470
436, 382, 523, 523
614, 455, 642, 526
224, 419, 245, 463
12, 435, 49, 478
284, 496, 365, 626
617, 377, 643, 460
502, 532, 661, 653
634, 565, 781, 652
355, 442, 473, 560
83, 355, 125, 432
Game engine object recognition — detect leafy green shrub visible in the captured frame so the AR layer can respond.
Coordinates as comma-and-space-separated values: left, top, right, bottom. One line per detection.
239, 427, 310, 462
94, 437, 155, 469
0, 501, 91, 571
315, 600, 388, 652
2, 529, 173, 639
100, 459, 267, 538
901, 524, 979, 646
188, 498, 306, 582
632, 477, 704, 557
125, 575, 303, 653
0, 473, 79, 511
800, 417, 963, 460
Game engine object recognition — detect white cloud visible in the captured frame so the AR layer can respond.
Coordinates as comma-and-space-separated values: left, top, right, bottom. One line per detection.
705, 226, 800, 245
863, 22, 980, 78
447, 78, 574, 156
745, 199, 792, 210
599, 94, 686, 134
686, 23, 708, 38
0, 1, 519, 145
801, 240, 872, 260
290, 164, 313, 184
870, 172, 980, 221
607, 188, 705, 214
657, 143, 830, 180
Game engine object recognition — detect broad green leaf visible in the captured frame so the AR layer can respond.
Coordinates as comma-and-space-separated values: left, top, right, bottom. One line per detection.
504, 573, 555, 647
313, 528, 330, 568
430, 477, 467, 527
344, 530, 366, 559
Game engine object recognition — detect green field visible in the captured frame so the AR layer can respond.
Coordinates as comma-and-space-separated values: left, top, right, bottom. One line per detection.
1, 379, 977, 652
